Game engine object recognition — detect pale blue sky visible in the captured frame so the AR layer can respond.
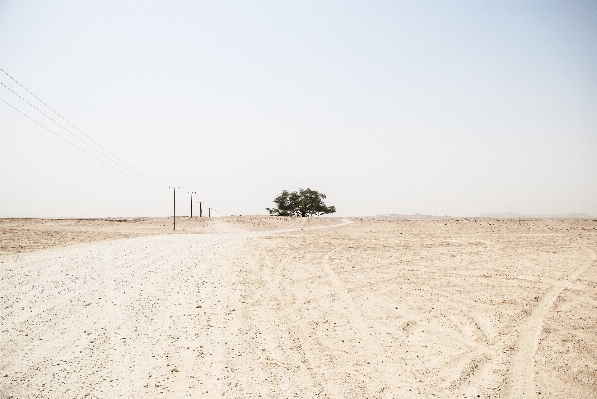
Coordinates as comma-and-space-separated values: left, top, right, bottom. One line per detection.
1, 1, 596, 217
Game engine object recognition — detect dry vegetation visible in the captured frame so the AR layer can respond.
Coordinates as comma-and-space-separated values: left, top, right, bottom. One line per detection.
223, 215, 342, 231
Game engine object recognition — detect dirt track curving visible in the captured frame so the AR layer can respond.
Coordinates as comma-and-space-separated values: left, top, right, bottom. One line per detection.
1, 218, 596, 398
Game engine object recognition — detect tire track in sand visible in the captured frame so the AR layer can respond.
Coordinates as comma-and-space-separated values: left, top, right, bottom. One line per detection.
321, 247, 417, 396
505, 247, 596, 399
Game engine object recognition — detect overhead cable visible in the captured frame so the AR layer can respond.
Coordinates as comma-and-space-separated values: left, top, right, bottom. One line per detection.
1, 68, 166, 187
1, 99, 163, 188
1, 82, 150, 182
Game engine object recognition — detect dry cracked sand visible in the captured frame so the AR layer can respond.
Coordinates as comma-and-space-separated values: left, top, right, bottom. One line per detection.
1, 217, 596, 398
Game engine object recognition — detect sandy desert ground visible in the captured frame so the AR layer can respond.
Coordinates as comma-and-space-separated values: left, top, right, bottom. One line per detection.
1, 216, 596, 398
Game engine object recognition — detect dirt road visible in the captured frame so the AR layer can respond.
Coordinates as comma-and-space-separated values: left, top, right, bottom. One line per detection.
1, 218, 596, 398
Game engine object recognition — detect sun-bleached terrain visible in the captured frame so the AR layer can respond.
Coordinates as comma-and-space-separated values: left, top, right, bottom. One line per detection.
1, 217, 596, 398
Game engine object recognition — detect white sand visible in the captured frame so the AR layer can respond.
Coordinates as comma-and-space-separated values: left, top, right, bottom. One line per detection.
1, 218, 596, 398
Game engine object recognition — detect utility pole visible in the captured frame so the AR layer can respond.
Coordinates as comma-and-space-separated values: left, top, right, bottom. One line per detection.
169, 187, 180, 230
198, 202, 204, 217
189, 192, 196, 217
208, 207, 211, 217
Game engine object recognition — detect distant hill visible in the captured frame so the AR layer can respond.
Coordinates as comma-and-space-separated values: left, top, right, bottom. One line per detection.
373, 213, 595, 220
477, 213, 594, 219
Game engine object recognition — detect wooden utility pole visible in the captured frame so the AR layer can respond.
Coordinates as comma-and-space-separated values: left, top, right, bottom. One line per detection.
198, 202, 203, 217
169, 187, 180, 230
189, 192, 196, 217
208, 207, 211, 217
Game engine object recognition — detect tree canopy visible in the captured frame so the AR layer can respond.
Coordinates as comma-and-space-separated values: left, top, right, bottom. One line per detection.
267, 188, 336, 217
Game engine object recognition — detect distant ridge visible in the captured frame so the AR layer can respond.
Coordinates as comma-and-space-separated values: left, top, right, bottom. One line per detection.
374, 213, 452, 221
373, 213, 595, 221
477, 213, 594, 219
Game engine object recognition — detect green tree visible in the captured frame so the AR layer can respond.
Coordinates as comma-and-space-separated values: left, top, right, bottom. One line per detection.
267, 188, 336, 217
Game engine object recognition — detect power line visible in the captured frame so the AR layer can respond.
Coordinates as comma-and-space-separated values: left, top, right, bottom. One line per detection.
1, 70, 218, 212
1, 82, 146, 182
1, 99, 163, 188
1, 68, 166, 187
1, 82, 150, 182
